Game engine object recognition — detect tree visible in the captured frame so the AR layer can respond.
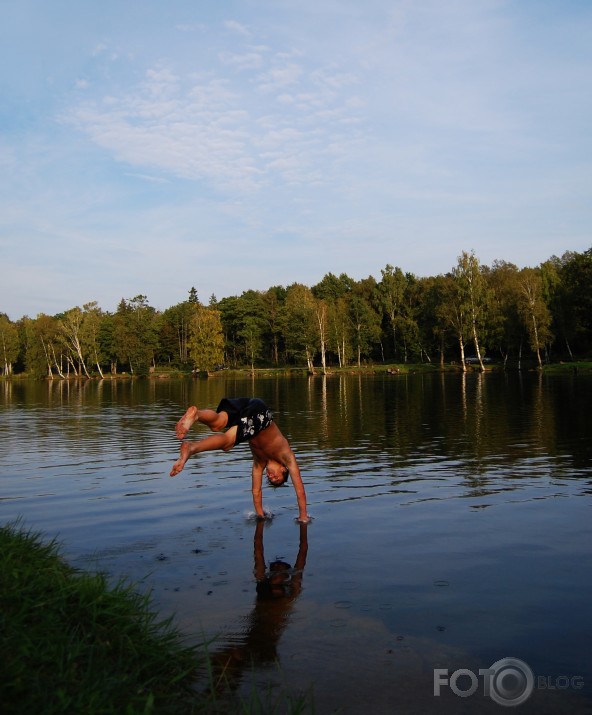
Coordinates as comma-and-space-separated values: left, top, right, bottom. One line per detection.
98, 314, 118, 375
217, 292, 268, 369
218, 296, 240, 367
160, 290, 201, 366
113, 296, 158, 375
239, 314, 264, 372
398, 273, 422, 363
411, 276, 450, 364
6, 244, 592, 374
0, 315, 20, 376
58, 307, 91, 378
378, 264, 407, 360
328, 295, 352, 367
81, 302, 106, 378
23, 314, 65, 378
349, 294, 379, 367
261, 287, 286, 366
517, 267, 552, 368
556, 249, 592, 356
314, 298, 329, 373
188, 306, 224, 371
312, 273, 354, 367
436, 275, 470, 370
484, 261, 522, 367
312, 272, 353, 301
188, 286, 199, 304
281, 284, 317, 371
452, 251, 489, 371
237, 291, 267, 371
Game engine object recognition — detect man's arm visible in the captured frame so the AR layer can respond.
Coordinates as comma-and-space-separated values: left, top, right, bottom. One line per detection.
290, 523, 308, 596
253, 520, 266, 579
281, 450, 310, 523
251, 459, 266, 518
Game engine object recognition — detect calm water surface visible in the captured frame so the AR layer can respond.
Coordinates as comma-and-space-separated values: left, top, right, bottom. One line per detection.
1, 373, 591, 714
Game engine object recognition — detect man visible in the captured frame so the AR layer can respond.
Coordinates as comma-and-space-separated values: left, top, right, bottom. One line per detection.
170, 397, 311, 523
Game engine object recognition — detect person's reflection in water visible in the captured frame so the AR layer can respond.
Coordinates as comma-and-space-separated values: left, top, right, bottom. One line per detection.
210, 520, 308, 691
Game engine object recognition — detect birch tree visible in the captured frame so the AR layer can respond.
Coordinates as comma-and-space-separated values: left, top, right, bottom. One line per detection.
328, 296, 351, 367
160, 299, 196, 365
452, 251, 488, 371
281, 284, 317, 372
0, 315, 19, 376
315, 298, 329, 374
27, 314, 65, 378
436, 275, 470, 371
81, 302, 106, 378
58, 307, 91, 377
349, 294, 380, 367
517, 267, 552, 368
378, 264, 406, 360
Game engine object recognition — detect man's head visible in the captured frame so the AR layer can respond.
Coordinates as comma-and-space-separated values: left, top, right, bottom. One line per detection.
256, 561, 292, 600
266, 461, 289, 487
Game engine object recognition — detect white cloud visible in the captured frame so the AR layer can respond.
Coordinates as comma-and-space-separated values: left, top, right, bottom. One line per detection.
223, 20, 251, 37
219, 50, 265, 71
61, 24, 368, 197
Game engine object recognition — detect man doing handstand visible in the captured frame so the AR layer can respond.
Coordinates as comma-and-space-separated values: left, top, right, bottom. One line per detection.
170, 398, 310, 523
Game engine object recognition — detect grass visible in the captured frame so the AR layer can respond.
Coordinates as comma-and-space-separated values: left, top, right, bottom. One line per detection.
542, 361, 592, 373
0, 523, 312, 715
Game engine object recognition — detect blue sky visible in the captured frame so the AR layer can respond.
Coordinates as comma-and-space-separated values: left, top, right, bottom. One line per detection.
1, 0, 591, 319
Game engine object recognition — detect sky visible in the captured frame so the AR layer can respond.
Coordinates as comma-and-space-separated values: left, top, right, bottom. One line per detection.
1, 0, 591, 320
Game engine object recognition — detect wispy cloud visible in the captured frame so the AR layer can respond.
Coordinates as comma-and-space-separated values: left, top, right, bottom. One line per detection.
223, 19, 252, 38
62, 28, 367, 196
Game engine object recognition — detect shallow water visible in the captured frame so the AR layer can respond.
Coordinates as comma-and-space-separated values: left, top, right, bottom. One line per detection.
1, 373, 591, 713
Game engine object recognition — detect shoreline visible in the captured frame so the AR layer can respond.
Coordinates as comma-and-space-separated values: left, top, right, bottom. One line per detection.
2, 360, 592, 382
0, 523, 309, 715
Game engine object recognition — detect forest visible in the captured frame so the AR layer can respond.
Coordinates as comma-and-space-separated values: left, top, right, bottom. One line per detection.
1, 248, 591, 378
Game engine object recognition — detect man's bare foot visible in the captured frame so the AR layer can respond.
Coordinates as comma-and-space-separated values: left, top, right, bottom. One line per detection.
170, 442, 191, 476
175, 406, 199, 440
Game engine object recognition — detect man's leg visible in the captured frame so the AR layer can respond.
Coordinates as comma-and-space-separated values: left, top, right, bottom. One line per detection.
170, 427, 237, 476
175, 406, 229, 439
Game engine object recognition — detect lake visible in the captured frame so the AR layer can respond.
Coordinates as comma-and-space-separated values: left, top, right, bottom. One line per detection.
1, 373, 591, 714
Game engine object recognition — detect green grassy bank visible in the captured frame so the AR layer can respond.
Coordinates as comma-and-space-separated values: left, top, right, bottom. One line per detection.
0, 524, 310, 715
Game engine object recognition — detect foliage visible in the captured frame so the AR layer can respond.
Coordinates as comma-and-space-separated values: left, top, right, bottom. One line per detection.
281, 284, 317, 371
2, 247, 591, 376
113, 295, 158, 375
188, 305, 225, 371
0, 314, 20, 376
452, 250, 490, 371
516, 267, 553, 368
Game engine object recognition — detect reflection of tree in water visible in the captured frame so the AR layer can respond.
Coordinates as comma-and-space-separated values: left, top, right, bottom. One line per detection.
210, 520, 308, 691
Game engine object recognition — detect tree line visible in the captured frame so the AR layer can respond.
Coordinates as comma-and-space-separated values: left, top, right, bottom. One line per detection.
1, 248, 591, 379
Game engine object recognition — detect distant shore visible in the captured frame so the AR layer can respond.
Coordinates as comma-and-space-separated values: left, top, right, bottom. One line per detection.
2, 360, 592, 382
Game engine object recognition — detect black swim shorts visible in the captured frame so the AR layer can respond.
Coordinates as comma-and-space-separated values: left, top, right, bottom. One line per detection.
216, 397, 274, 445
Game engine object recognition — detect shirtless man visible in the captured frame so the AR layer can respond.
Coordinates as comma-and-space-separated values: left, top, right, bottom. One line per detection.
170, 397, 310, 523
